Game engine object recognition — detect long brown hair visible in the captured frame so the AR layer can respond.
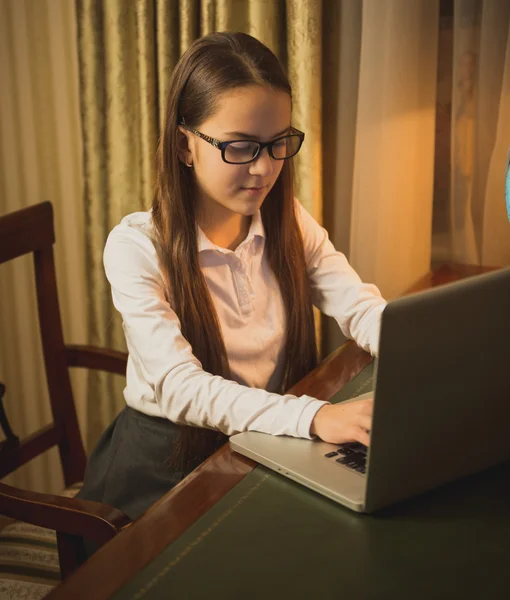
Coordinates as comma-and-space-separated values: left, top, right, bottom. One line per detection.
151, 32, 318, 473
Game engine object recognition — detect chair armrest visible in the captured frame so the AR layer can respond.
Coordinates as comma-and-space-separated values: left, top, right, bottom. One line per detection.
0, 482, 131, 546
65, 345, 128, 376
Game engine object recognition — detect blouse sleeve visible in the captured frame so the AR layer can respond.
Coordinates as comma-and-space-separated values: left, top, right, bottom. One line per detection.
103, 224, 328, 438
296, 200, 386, 356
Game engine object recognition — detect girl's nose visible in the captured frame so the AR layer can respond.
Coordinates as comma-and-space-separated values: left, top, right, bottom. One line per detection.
248, 147, 274, 177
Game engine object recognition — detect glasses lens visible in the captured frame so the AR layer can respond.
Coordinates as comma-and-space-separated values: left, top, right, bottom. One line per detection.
271, 135, 302, 159
224, 141, 260, 164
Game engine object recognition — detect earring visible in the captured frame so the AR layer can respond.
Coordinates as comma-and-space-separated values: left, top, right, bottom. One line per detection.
185, 158, 193, 168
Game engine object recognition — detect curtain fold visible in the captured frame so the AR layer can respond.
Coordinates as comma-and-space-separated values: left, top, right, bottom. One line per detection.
481, 12, 510, 266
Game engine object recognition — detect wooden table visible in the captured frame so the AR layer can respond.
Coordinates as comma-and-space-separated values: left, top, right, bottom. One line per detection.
46, 264, 498, 600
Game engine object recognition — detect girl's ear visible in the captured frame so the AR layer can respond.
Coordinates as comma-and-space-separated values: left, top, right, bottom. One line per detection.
177, 127, 193, 166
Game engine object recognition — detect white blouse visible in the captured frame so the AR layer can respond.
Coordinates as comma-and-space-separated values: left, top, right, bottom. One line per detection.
103, 200, 386, 439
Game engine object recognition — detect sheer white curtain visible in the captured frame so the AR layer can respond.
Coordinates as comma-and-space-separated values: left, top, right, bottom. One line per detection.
323, 0, 439, 352
350, 0, 438, 298
0, 0, 87, 493
323, 0, 510, 356
325, 0, 438, 299
451, 0, 510, 266
435, 0, 510, 265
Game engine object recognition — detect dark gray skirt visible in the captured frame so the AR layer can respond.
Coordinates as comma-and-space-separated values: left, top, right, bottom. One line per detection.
77, 406, 185, 522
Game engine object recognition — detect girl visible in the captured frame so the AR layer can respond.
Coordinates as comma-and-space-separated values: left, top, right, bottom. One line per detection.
77, 31, 386, 526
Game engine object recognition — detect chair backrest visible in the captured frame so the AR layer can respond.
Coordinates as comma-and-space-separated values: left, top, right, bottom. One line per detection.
0, 201, 86, 485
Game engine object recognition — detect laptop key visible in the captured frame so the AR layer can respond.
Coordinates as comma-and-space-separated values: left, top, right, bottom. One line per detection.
336, 446, 356, 456
339, 442, 368, 455
336, 453, 366, 472
324, 451, 338, 458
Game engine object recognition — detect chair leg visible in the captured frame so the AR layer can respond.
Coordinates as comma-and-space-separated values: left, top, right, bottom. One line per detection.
56, 532, 86, 579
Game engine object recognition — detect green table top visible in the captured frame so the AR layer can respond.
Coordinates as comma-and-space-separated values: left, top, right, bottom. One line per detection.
112, 364, 510, 600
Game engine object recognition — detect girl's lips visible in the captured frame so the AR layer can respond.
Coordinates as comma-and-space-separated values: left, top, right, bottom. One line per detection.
241, 186, 267, 196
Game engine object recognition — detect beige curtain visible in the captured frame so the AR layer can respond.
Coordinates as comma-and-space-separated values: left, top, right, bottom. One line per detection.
322, 0, 439, 353
76, 0, 323, 447
0, 0, 87, 493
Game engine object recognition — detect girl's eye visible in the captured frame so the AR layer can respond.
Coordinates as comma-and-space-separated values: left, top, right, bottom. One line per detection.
229, 141, 255, 151
272, 139, 286, 148
225, 141, 259, 163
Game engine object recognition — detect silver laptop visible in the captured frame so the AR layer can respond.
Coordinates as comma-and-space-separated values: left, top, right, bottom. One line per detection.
230, 268, 510, 513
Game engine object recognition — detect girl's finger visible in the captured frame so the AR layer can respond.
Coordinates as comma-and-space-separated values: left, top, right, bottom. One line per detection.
357, 414, 372, 432
355, 427, 370, 447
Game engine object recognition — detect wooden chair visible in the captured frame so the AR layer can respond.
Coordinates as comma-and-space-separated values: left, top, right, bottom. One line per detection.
0, 202, 131, 596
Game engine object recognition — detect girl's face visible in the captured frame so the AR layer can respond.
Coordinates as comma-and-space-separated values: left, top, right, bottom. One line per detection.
179, 85, 291, 222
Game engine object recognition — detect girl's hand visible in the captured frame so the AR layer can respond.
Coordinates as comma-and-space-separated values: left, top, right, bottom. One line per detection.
310, 398, 373, 446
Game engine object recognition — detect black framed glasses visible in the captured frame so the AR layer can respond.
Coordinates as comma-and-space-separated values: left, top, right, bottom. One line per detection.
180, 121, 305, 165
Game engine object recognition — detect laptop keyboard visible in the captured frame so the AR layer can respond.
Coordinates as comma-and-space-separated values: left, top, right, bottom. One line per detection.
324, 442, 368, 474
